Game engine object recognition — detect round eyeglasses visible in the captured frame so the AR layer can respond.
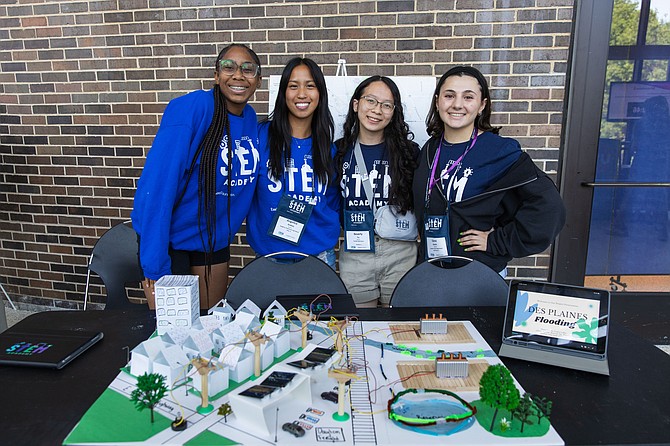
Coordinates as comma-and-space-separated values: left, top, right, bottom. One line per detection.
218, 59, 260, 79
361, 95, 395, 113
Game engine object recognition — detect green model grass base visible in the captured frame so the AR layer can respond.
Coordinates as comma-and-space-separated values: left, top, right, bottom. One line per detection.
184, 430, 239, 445
63, 388, 172, 444
472, 400, 550, 437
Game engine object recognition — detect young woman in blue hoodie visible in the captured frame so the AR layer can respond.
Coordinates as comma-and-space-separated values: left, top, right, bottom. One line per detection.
247, 58, 340, 267
132, 44, 262, 310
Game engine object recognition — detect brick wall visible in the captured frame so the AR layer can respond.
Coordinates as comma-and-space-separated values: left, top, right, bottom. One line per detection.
0, 0, 574, 308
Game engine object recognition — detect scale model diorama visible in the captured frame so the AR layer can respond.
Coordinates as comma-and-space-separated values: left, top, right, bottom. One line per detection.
64, 276, 562, 445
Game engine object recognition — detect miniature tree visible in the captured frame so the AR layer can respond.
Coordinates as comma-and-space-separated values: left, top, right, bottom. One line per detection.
218, 402, 233, 422
479, 364, 520, 432
130, 372, 169, 423
532, 395, 553, 424
513, 392, 535, 433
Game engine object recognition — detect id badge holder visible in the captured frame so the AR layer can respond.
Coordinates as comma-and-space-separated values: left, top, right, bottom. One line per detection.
268, 194, 314, 245
423, 214, 450, 259
343, 209, 375, 252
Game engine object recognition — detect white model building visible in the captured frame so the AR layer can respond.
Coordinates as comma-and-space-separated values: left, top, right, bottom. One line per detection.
263, 300, 288, 326
152, 345, 190, 387
260, 320, 290, 358
237, 299, 262, 319
192, 359, 230, 397
234, 308, 261, 332
228, 348, 254, 382
155, 275, 199, 335
209, 299, 235, 324
129, 336, 165, 377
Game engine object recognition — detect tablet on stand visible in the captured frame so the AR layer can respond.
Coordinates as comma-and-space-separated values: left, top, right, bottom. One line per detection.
499, 280, 610, 376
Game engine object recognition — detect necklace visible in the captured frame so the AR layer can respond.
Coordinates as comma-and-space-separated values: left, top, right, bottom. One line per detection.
292, 136, 311, 150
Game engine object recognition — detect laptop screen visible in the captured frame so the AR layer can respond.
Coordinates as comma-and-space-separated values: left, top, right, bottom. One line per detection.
276, 293, 358, 319
502, 281, 610, 357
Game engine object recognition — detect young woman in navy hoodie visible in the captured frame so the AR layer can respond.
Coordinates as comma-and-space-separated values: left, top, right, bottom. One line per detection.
412, 66, 565, 276
246, 58, 340, 267
132, 44, 262, 310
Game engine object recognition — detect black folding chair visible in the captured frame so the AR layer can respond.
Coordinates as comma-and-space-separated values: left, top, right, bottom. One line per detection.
224, 251, 348, 310
84, 221, 145, 310
390, 255, 509, 307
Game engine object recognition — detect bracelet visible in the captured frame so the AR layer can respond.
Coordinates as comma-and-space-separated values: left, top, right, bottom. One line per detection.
387, 388, 476, 426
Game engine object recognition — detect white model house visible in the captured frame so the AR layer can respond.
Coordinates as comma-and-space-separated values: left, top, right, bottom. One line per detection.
263, 300, 288, 327
209, 299, 235, 324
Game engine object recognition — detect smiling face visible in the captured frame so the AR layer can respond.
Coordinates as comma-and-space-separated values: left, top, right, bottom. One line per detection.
285, 64, 319, 126
214, 45, 261, 115
353, 81, 394, 144
436, 74, 487, 142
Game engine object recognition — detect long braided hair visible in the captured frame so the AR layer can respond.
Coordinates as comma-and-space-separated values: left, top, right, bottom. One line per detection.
335, 76, 417, 213
177, 43, 261, 289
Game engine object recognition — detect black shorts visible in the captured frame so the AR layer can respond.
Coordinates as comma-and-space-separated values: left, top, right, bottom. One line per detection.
172, 246, 231, 268
136, 233, 230, 275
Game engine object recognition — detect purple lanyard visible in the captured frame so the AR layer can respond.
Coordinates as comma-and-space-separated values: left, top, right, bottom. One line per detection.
425, 128, 479, 206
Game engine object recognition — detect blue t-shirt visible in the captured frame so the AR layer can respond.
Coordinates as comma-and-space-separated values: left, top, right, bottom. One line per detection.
246, 122, 341, 258
131, 89, 261, 279
340, 142, 391, 211
433, 131, 521, 203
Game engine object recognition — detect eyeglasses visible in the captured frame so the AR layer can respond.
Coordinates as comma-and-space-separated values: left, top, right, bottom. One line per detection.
360, 95, 395, 113
218, 59, 260, 79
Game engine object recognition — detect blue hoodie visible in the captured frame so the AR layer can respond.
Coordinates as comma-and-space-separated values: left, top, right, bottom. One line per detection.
131, 89, 260, 280
246, 122, 341, 258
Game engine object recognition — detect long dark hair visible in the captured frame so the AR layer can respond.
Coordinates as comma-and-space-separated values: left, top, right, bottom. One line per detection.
425, 65, 500, 138
266, 57, 335, 186
335, 76, 417, 213
179, 43, 261, 269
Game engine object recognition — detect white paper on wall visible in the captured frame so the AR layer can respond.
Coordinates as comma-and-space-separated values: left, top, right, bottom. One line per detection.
269, 75, 436, 147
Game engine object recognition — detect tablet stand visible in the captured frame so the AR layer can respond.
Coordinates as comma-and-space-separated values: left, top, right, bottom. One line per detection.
499, 343, 610, 376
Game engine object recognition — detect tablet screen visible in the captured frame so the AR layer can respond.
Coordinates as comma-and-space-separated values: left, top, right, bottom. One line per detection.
502, 281, 609, 356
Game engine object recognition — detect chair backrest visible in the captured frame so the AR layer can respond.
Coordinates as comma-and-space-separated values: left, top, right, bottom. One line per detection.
86, 221, 145, 310
390, 255, 509, 307
224, 252, 348, 310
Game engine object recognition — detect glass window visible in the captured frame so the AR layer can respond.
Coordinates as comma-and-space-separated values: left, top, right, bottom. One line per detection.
647, 0, 670, 44
585, 0, 670, 292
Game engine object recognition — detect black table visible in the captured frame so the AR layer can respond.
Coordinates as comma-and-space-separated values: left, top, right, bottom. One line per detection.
2, 303, 669, 445
0, 308, 156, 445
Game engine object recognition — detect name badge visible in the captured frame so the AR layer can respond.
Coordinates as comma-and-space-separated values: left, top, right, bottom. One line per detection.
268, 194, 314, 245
343, 210, 374, 252
424, 214, 450, 259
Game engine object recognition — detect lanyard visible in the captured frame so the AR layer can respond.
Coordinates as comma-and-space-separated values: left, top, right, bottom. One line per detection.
424, 128, 479, 209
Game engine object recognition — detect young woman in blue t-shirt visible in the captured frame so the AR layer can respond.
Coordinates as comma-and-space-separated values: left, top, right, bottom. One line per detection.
247, 58, 340, 267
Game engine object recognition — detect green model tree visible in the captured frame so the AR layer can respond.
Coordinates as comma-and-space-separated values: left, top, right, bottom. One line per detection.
218, 402, 233, 422
532, 394, 553, 424
479, 364, 520, 432
513, 392, 535, 433
130, 372, 169, 423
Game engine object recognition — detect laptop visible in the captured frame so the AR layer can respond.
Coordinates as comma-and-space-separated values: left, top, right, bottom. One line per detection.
498, 280, 610, 375
276, 293, 359, 319
0, 328, 103, 370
